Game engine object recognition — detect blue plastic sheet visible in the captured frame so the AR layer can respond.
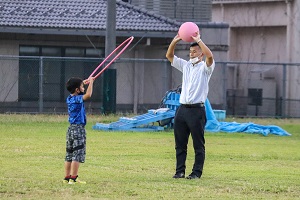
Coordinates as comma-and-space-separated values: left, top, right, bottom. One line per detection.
204, 99, 291, 136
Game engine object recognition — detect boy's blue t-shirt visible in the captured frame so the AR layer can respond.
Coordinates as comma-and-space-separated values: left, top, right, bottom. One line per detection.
66, 95, 86, 125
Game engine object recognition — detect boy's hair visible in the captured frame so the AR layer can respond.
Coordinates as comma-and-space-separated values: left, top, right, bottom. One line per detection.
66, 77, 83, 93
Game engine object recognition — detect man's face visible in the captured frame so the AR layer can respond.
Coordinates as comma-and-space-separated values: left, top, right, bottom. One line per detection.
189, 46, 201, 59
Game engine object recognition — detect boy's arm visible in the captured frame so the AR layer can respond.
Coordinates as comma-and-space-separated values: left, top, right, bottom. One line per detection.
83, 77, 94, 101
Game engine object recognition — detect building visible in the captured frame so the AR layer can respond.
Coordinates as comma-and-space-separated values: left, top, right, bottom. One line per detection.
128, 0, 212, 23
0, 0, 229, 113
212, 0, 300, 117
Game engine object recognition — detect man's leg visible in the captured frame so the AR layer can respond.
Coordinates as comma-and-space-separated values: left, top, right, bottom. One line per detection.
174, 106, 190, 176
189, 107, 207, 178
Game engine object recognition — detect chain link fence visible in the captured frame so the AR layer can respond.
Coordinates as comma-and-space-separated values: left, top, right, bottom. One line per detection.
1, 55, 300, 118
221, 61, 300, 118
0, 56, 174, 114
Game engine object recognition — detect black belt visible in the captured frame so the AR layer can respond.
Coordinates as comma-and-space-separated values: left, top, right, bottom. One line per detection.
181, 103, 204, 108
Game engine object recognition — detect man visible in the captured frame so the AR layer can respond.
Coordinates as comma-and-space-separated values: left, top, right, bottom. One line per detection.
166, 31, 215, 179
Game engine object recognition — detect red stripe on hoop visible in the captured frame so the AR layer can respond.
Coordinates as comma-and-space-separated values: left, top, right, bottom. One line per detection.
89, 36, 134, 79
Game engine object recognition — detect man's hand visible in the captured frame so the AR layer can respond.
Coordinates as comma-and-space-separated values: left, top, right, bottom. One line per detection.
191, 31, 201, 43
173, 34, 182, 43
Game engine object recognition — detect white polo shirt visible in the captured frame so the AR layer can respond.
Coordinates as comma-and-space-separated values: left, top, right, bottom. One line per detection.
172, 55, 215, 104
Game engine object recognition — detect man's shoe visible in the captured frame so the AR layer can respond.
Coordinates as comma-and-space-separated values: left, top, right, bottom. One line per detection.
186, 173, 200, 179
172, 172, 185, 179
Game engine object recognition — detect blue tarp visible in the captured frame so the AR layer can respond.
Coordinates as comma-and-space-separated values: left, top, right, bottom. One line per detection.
204, 99, 291, 136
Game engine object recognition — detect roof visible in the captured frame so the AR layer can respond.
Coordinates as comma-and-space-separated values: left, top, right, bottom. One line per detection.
0, 0, 228, 38
212, 0, 286, 4
0, 0, 181, 37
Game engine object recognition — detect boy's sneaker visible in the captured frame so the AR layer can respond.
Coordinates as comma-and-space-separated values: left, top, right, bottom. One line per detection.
63, 175, 71, 184
68, 178, 86, 184
62, 179, 69, 184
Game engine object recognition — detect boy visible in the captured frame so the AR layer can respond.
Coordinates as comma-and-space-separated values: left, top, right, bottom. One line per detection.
63, 77, 94, 184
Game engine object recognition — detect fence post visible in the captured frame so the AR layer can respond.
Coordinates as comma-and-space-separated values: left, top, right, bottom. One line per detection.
222, 62, 227, 110
282, 64, 286, 118
39, 57, 44, 113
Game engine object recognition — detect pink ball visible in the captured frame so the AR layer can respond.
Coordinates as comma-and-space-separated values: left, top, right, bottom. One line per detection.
178, 22, 199, 43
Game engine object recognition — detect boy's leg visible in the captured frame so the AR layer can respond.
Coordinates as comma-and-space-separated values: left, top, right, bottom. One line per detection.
65, 161, 71, 176
70, 161, 80, 177
63, 126, 73, 183
63, 161, 72, 183
68, 125, 86, 184
69, 161, 86, 184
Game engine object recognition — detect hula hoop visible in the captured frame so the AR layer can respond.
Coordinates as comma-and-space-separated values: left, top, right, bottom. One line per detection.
89, 36, 134, 79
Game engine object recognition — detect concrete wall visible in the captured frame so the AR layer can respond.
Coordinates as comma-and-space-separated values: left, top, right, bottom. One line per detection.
212, 1, 288, 62
212, 0, 300, 116
213, 1, 287, 27
0, 40, 19, 101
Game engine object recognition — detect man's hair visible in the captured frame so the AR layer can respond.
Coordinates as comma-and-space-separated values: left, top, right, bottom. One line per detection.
190, 42, 201, 49
66, 77, 83, 93
190, 42, 199, 48
190, 42, 202, 54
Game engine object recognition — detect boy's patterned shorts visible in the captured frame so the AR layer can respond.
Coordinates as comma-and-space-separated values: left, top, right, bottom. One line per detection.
65, 124, 86, 163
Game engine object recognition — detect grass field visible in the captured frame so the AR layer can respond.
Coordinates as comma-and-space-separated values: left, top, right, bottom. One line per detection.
0, 114, 299, 200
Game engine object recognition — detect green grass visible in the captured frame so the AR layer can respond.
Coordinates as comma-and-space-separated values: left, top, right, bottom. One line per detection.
0, 114, 299, 199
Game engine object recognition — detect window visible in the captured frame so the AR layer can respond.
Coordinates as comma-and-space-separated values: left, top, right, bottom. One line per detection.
19, 46, 104, 101
248, 88, 262, 106
20, 46, 39, 55
86, 48, 104, 57
18, 57, 40, 101
65, 48, 85, 57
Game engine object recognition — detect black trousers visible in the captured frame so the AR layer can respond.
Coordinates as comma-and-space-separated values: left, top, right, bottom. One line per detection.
173, 104, 207, 177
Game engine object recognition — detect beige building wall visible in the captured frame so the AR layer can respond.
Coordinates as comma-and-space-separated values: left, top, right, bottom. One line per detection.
0, 40, 19, 101
212, 0, 289, 62
212, 0, 300, 116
